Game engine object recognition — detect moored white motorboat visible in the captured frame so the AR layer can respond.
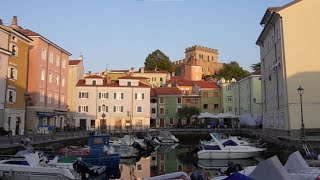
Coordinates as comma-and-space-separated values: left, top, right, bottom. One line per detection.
200, 133, 251, 146
197, 135, 265, 159
0, 151, 83, 180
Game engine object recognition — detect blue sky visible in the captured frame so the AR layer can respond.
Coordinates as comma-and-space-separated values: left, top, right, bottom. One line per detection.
1, 0, 292, 73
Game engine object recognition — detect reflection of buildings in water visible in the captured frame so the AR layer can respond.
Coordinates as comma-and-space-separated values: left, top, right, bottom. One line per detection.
118, 156, 151, 180
151, 145, 196, 176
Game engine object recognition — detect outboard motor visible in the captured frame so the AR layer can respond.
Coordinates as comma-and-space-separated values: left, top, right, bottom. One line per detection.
73, 160, 99, 179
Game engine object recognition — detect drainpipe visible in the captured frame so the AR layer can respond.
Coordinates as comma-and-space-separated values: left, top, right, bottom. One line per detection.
249, 77, 252, 116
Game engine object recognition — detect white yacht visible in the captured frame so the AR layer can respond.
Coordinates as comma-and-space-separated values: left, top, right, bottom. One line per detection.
197, 135, 265, 159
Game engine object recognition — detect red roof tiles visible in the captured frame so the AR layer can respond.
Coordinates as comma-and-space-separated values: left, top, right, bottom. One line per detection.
153, 87, 182, 95
119, 76, 149, 80
85, 75, 103, 79
69, 60, 81, 65
194, 81, 220, 88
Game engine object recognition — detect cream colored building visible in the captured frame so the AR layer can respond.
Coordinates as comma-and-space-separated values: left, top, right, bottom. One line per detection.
68, 57, 84, 126
256, 0, 320, 135
75, 75, 150, 130
217, 78, 236, 114
0, 24, 11, 126
132, 67, 171, 88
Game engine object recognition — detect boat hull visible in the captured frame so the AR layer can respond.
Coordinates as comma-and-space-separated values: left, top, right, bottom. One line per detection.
197, 150, 262, 159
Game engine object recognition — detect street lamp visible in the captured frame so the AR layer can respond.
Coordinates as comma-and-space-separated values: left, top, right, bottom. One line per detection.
297, 86, 305, 139
101, 104, 106, 131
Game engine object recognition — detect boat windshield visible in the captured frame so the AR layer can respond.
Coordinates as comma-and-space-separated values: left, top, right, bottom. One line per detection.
4, 160, 30, 166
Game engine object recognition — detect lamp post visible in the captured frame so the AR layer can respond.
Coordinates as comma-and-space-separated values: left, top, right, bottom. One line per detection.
101, 104, 106, 131
253, 97, 263, 128
297, 86, 305, 139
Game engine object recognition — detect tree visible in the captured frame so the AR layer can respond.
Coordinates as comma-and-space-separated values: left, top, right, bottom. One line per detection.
214, 61, 250, 81
176, 106, 200, 125
144, 50, 173, 73
250, 62, 261, 71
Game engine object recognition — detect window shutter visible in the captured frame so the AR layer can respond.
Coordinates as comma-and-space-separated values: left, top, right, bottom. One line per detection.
114, 106, 116, 112
7, 68, 11, 79
121, 93, 124, 99
142, 93, 144, 99
114, 93, 116, 99
79, 92, 81, 98
99, 93, 101, 99
121, 106, 123, 112
98, 106, 101, 112
78, 106, 81, 112
86, 106, 88, 112
106, 106, 108, 112
13, 91, 16, 103
106, 93, 109, 99
14, 69, 18, 80
135, 93, 137, 99
86, 92, 89, 98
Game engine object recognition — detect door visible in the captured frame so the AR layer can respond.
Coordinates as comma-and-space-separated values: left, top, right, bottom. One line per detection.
15, 117, 20, 135
115, 119, 122, 129
80, 119, 86, 129
160, 118, 164, 128
100, 119, 106, 130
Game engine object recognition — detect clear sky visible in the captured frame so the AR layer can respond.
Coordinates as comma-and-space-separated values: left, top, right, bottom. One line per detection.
1, 0, 292, 73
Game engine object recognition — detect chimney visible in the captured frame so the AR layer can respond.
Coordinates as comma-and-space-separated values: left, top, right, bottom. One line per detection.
106, 77, 112, 85
78, 54, 83, 60
88, 71, 91, 74
140, 67, 145, 73
11, 16, 19, 29
0, 19, 3, 25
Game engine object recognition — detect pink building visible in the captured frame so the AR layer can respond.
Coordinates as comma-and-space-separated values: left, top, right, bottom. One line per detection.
14, 18, 72, 131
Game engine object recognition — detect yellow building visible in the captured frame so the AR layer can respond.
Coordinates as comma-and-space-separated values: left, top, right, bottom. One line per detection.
0, 18, 32, 135
132, 67, 171, 87
256, 0, 320, 136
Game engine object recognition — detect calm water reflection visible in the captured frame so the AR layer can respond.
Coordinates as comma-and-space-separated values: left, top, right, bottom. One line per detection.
117, 143, 261, 180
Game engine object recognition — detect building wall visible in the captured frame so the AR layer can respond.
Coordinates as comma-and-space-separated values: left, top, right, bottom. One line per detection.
26, 37, 70, 129
132, 72, 169, 87
200, 89, 222, 114
259, 0, 320, 135
220, 82, 234, 113
0, 28, 10, 126
184, 65, 202, 81
67, 61, 84, 114
75, 85, 150, 130
233, 76, 262, 125
157, 95, 182, 127
4, 31, 30, 135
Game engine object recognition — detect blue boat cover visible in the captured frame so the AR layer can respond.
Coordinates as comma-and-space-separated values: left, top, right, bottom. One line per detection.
223, 172, 254, 180
222, 140, 238, 147
204, 145, 221, 150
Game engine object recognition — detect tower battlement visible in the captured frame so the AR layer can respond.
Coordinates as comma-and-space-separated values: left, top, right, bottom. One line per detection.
185, 45, 218, 54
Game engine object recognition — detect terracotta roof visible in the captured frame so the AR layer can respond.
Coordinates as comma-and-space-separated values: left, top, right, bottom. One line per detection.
150, 89, 156, 97
110, 70, 129, 73
167, 76, 194, 86
19, 29, 41, 36
153, 87, 182, 95
119, 76, 149, 80
194, 81, 220, 89
252, 69, 261, 75
69, 60, 81, 65
85, 75, 103, 79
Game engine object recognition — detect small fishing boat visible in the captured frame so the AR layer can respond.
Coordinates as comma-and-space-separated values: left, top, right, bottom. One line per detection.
197, 135, 265, 159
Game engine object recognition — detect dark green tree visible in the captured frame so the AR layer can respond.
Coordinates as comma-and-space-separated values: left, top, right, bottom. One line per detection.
144, 50, 173, 73
250, 62, 261, 71
214, 61, 250, 81
176, 106, 200, 124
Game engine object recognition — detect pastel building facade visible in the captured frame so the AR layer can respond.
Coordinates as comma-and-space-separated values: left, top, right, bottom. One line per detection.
75, 75, 150, 130
232, 74, 262, 126
0, 24, 11, 127
68, 58, 84, 126
132, 67, 171, 87
217, 78, 237, 113
1, 19, 32, 135
194, 81, 222, 114
152, 87, 182, 128
257, 0, 320, 135
18, 25, 71, 131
